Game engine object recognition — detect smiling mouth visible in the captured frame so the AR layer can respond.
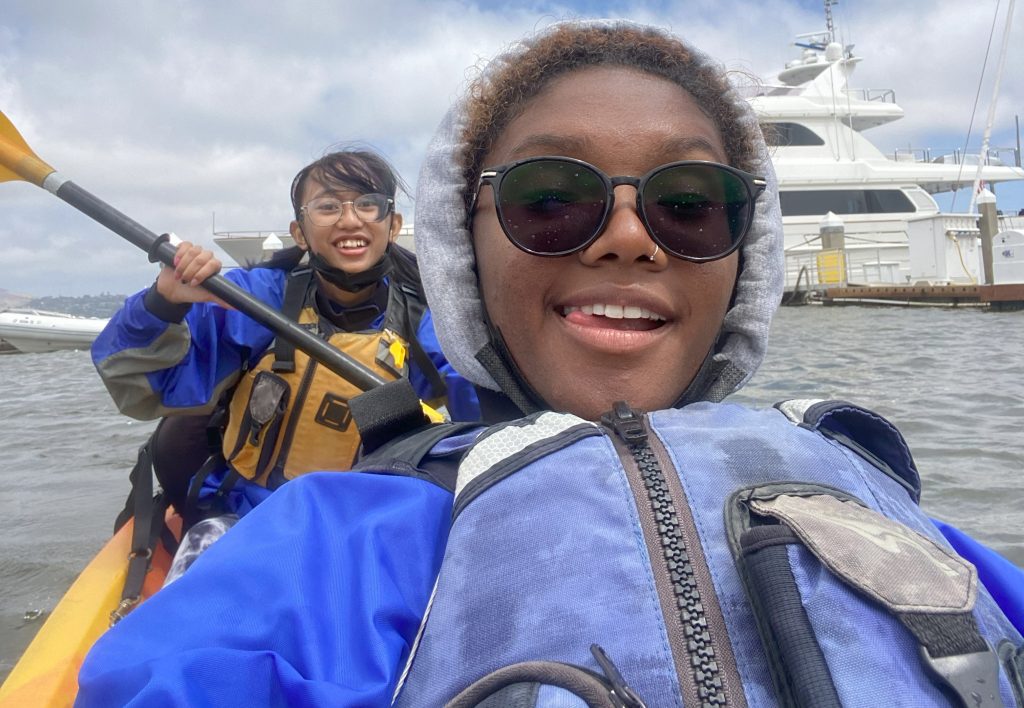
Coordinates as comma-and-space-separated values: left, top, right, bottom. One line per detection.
334, 238, 369, 251
560, 303, 667, 332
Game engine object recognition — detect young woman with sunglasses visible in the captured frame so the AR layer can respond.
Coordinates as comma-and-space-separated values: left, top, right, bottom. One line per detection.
78, 21, 1023, 707
91, 149, 479, 525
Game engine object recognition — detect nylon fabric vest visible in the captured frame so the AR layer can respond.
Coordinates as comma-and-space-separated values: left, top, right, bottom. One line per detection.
394, 401, 1024, 707
221, 289, 413, 490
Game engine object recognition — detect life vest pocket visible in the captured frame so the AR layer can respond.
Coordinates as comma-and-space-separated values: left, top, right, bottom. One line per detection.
726, 481, 1009, 708
223, 370, 291, 483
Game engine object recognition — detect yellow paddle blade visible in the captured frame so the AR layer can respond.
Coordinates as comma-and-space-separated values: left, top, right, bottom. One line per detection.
0, 110, 56, 186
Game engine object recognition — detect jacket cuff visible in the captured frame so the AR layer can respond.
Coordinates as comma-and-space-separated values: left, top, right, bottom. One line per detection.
143, 283, 192, 323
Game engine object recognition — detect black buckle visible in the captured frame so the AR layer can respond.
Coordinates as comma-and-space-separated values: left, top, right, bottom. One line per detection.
315, 393, 352, 432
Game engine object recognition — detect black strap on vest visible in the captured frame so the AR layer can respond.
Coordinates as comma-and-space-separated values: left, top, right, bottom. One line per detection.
739, 525, 842, 708
899, 612, 1003, 708
183, 455, 237, 530
396, 281, 446, 401
352, 420, 482, 493
474, 340, 543, 417
110, 436, 172, 625
271, 267, 314, 373
349, 378, 430, 456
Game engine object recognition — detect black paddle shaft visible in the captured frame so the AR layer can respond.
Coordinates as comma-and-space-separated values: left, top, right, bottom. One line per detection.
55, 180, 387, 392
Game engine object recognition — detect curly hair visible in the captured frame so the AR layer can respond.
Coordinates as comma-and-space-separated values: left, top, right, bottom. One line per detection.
460, 23, 760, 211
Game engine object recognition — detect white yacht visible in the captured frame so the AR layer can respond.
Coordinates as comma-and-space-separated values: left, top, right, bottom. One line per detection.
215, 6, 1024, 290
745, 7, 1024, 291
0, 309, 109, 354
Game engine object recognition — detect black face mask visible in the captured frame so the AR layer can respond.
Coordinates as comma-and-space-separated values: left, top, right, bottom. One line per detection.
307, 248, 394, 293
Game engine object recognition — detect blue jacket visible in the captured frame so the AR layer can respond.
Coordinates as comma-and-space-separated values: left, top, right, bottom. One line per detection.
78, 470, 453, 706
75, 405, 1024, 706
92, 266, 479, 514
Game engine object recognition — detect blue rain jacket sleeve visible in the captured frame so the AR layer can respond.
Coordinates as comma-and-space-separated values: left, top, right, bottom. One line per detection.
90, 267, 283, 419
76, 471, 452, 707
933, 518, 1024, 635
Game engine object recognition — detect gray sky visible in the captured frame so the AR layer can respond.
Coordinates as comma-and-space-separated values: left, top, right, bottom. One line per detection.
2, 0, 1021, 296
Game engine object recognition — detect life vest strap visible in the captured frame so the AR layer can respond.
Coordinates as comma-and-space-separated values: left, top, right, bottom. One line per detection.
112, 437, 170, 626
271, 267, 313, 373
183, 454, 234, 529
902, 612, 1003, 708
739, 523, 843, 707
350, 378, 430, 456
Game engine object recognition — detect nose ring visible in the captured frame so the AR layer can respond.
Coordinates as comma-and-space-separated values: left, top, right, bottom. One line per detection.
646, 244, 660, 262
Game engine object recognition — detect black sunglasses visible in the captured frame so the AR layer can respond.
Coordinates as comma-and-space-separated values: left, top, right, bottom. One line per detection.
470, 156, 766, 262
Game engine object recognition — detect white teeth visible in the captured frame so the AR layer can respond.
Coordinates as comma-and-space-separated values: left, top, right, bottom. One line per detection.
561, 304, 666, 321
338, 239, 368, 248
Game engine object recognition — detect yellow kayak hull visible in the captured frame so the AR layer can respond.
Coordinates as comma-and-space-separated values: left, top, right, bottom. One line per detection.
0, 513, 179, 707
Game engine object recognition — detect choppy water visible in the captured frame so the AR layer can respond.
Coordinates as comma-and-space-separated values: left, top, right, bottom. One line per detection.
1, 305, 1022, 681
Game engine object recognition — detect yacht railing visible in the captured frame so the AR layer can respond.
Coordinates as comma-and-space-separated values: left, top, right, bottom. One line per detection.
784, 246, 910, 290
213, 229, 290, 241
781, 212, 1024, 290
842, 88, 896, 103
213, 224, 416, 241
892, 146, 1020, 167
785, 228, 912, 254
736, 84, 898, 102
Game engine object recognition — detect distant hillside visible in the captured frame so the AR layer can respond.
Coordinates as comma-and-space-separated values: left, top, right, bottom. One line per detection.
24, 293, 127, 318
0, 288, 33, 309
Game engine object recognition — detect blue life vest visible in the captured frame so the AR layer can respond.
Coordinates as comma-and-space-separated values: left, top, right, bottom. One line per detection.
394, 400, 1024, 707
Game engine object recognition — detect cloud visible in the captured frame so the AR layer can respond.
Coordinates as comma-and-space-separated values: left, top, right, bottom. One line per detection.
1, 0, 1021, 296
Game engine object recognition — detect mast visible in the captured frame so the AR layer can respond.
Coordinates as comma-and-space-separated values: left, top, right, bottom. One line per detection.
969, 0, 1016, 213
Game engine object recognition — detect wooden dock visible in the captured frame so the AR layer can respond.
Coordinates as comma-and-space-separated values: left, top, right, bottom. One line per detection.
816, 283, 1024, 310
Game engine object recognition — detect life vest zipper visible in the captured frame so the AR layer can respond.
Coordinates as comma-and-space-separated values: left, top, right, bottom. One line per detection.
602, 401, 743, 708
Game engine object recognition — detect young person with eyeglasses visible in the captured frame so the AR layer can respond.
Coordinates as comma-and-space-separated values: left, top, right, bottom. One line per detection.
91, 149, 479, 530
79, 21, 1023, 707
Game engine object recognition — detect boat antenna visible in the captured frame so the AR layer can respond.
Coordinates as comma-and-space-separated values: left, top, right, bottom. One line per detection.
824, 0, 838, 44
969, 0, 1015, 214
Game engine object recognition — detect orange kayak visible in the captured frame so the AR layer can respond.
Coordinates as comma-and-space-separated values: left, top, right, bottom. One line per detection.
0, 513, 180, 707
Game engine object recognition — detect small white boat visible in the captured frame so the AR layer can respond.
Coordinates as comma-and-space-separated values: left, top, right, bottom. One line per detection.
0, 309, 109, 354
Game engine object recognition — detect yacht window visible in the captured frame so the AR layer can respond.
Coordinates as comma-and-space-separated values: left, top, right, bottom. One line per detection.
780, 189, 917, 216
869, 190, 916, 213
761, 122, 825, 147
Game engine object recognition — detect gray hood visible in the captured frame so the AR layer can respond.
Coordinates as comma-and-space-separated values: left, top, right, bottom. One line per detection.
416, 19, 784, 404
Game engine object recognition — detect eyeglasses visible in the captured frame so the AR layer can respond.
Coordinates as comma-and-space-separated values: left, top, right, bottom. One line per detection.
301, 194, 394, 227
470, 156, 766, 262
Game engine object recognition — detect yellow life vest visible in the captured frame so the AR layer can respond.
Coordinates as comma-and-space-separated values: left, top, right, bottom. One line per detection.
220, 270, 432, 489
